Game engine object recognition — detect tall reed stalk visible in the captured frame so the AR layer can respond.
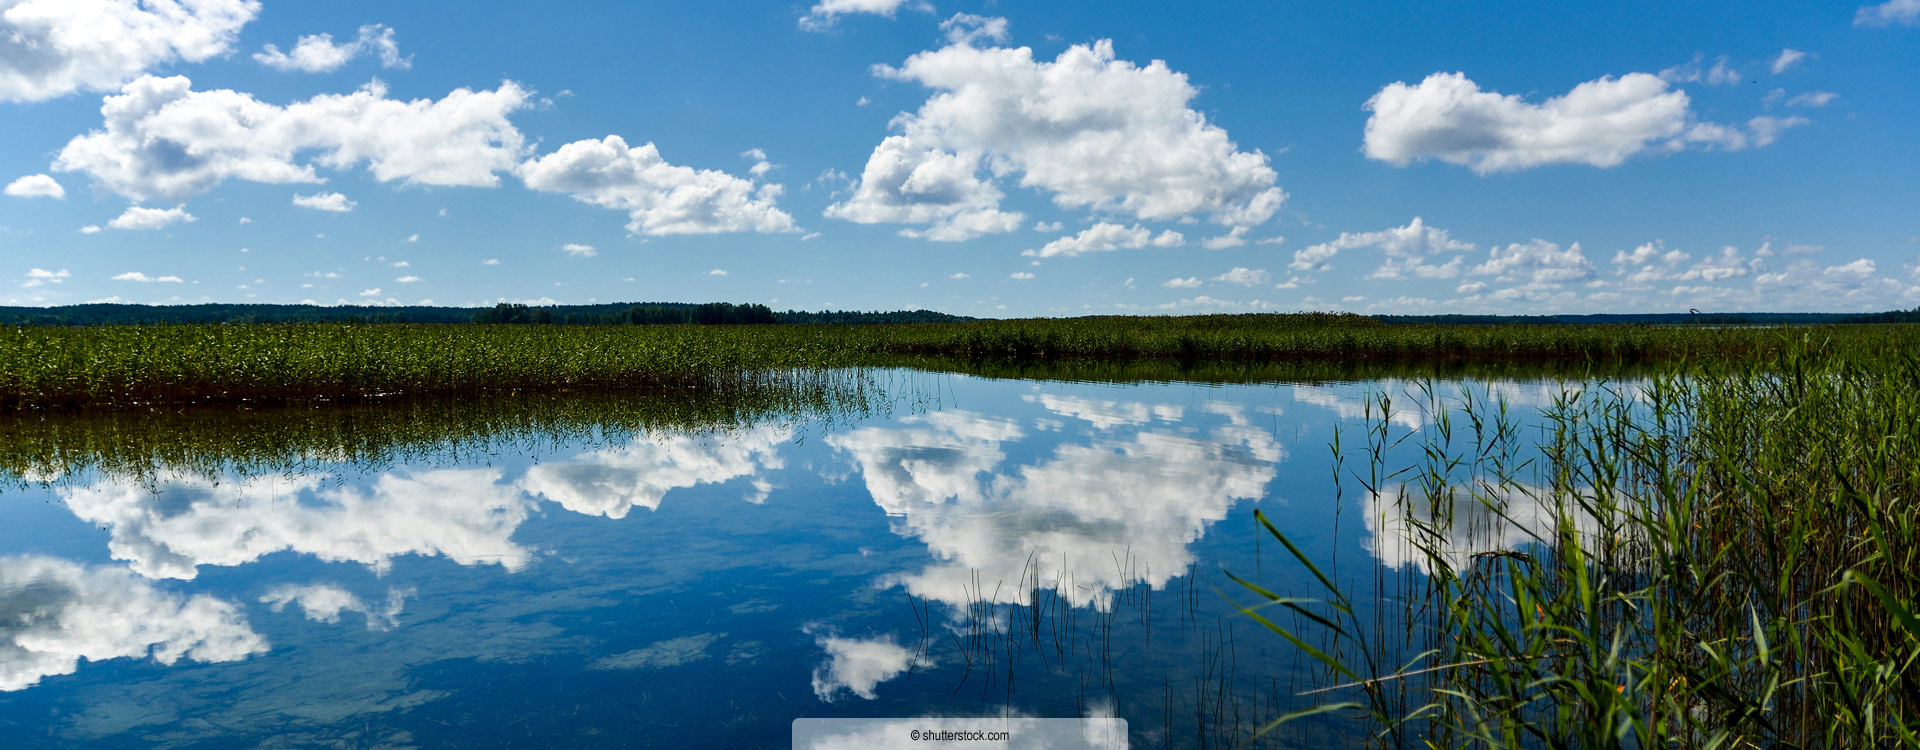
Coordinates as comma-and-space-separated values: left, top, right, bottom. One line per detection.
1234, 334, 1920, 747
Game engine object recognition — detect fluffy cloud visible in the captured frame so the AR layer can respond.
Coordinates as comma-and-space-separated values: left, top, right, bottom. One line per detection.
55, 75, 532, 203
560, 243, 596, 257
1364, 72, 1796, 174
20, 268, 68, 288
829, 405, 1279, 611
828, 39, 1285, 240
820, 136, 1022, 241
798, 0, 930, 31
253, 23, 408, 73
1289, 217, 1472, 273
4, 174, 63, 199
0, 555, 266, 692
1856, 0, 1920, 26
108, 205, 193, 230
58, 469, 537, 580
1162, 276, 1201, 289
259, 583, 413, 630
1612, 242, 1763, 284
517, 426, 791, 519
1025, 222, 1184, 258
0, 0, 258, 102
291, 191, 355, 212
808, 632, 925, 701
1470, 239, 1597, 285
111, 271, 184, 282
1212, 267, 1270, 286
519, 135, 798, 236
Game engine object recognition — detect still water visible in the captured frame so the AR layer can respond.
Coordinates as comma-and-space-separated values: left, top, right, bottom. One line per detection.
0, 371, 1581, 748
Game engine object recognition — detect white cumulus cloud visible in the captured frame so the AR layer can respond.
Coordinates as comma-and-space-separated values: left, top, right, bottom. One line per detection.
519, 135, 797, 236
799, 0, 931, 31
517, 427, 791, 519
58, 469, 538, 580
291, 191, 354, 212
111, 271, 183, 282
0, 555, 266, 692
1364, 71, 1794, 174
827, 39, 1285, 240
1290, 217, 1472, 273
260, 583, 412, 630
55, 75, 532, 203
4, 174, 63, 199
0, 0, 258, 102
1212, 267, 1270, 286
808, 631, 925, 701
1026, 222, 1184, 258
107, 205, 194, 230
253, 23, 408, 73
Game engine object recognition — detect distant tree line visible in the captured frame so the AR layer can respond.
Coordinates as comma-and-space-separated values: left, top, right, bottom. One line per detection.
0, 302, 975, 326
1374, 312, 1867, 326
1841, 307, 1920, 324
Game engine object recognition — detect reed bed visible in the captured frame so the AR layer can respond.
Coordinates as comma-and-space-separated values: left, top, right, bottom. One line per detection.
5, 317, 1918, 408
1234, 334, 1920, 747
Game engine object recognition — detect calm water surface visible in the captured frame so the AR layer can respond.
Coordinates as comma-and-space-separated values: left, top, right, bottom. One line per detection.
0, 371, 1583, 748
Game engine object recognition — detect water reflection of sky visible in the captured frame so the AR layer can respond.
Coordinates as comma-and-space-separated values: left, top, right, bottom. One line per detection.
0, 373, 1597, 748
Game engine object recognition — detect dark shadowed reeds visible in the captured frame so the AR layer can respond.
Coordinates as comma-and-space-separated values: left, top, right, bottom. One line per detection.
1233, 333, 1920, 747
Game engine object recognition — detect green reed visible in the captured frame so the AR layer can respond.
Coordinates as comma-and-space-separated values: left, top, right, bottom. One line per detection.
6, 318, 1918, 408
1232, 332, 1920, 747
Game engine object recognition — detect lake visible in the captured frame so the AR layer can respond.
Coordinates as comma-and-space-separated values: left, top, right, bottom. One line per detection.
0, 370, 1593, 748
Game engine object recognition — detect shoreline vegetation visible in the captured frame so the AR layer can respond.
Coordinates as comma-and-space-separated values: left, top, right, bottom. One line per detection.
1234, 337, 1920, 746
4, 313, 1919, 409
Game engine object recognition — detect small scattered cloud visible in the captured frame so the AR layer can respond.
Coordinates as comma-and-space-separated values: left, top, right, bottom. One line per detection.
1162, 277, 1201, 288
1787, 91, 1839, 108
79, 225, 103, 235
947, 272, 969, 280
395, 276, 420, 283
483, 258, 500, 265
799, 0, 933, 32
254, 24, 409, 73
1202, 226, 1251, 250
1660, 54, 1741, 86
108, 206, 195, 231
1010, 272, 1035, 280
561, 243, 597, 257
292, 192, 356, 212
113, 271, 185, 283
20, 268, 69, 288
1212, 267, 1270, 286
1770, 49, 1809, 74
1026, 223, 1185, 258
4, 174, 64, 199
1856, 0, 1920, 27
709, 269, 728, 276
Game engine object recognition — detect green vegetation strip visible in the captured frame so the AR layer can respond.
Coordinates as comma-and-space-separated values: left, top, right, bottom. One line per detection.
4, 315, 1919, 408
1234, 336, 1920, 746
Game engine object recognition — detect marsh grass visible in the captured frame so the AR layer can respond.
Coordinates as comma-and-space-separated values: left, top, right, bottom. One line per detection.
6, 318, 1918, 408
0, 368, 886, 486
1233, 334, 1920, 747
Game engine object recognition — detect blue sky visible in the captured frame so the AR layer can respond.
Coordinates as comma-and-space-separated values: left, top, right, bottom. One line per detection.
2, 0, 1916, 316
